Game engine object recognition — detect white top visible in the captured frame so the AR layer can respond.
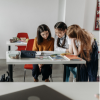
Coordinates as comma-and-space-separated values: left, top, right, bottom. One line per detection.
0, 83, 99, 100
54, 34, 69, 52
6, 51, 86, 64
68, 38, 80, 47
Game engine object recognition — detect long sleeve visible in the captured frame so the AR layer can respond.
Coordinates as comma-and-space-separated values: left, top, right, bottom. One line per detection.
32, 37, 39, 51
48, 38, 54, 51
54, 35, 67, 52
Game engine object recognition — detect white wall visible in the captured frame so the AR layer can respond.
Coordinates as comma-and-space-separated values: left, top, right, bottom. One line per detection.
0, 0, 99, 59
65, 0, 99, 42
65, 0, 86, 28
0, 0, 59, 59
58, 0, 66, 22
83, 0, 99, 42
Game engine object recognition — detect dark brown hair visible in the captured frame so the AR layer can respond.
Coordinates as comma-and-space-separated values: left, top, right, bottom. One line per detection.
37, 24, 51, 45
67, 24, 92, 62
54, 22, 67, 48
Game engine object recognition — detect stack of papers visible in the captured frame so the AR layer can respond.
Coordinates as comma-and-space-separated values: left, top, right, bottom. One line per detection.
41, 51, 56, 56
36, 51, 42, 56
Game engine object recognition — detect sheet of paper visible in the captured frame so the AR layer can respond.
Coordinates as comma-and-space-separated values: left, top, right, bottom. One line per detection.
36, 51, 41, 55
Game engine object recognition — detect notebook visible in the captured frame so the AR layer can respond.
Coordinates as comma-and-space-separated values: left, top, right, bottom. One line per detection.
64, 55, 82, 61
0, 85, 72, 100
49, 54, 66, 61
60, 53, 71, 56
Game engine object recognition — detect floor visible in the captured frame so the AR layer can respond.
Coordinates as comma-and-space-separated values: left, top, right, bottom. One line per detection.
0, 59, 99, 82
0, 59, 74, 82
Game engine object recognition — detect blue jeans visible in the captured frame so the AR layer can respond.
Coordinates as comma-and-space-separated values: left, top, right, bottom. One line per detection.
65, 66, 77, 82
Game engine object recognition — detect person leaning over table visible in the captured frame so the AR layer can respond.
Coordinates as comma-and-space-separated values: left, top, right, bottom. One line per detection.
67, 24, 98, 82
32, 24, 54, 82
54, 22, 77, 82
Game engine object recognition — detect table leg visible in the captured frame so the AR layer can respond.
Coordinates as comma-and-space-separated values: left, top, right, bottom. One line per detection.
8, 46, 11, 51
8, 64, 13, 82
63, 65, 66, 82
76, 65, 80, 82
8, 45, 13, 82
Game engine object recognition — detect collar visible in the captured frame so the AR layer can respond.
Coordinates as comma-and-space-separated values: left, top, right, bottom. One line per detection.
60, 34, 66, 40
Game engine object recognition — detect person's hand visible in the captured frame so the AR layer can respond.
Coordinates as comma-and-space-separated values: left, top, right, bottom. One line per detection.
72, 38, 76, 42
38, 64, 44, 72
94, 94, 100, 100
66, 49, 69, 53
71, 38, 77, 45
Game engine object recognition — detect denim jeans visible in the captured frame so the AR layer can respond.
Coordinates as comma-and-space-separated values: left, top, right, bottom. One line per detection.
65, 66, 77, 82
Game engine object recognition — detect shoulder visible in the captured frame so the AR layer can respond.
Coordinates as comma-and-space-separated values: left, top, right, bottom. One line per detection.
66, 35, 69, 40
67, 35, 71, 44
84, 30, 94, 43
34, 37, 37, 41
84, 29, 94, 37
34, 37, 38, 44
50, 37, 54, 41
66, 35, 70, 40
48, 37, 54, 44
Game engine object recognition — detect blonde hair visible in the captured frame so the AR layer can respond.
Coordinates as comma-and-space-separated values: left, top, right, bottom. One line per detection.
67, 25, 92, 61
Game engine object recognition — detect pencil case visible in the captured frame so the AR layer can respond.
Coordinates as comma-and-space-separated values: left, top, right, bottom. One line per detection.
21, 50, 36, 58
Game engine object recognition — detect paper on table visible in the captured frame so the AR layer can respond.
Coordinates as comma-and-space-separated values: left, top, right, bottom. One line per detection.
49, 55, 66, 61
36, 51, 41, 55
36, 56, 50, 60
8, 51, 21, 54
41, 51, 55, 56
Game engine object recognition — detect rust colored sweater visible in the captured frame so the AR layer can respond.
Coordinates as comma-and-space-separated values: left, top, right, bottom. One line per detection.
32, 37, 54, 51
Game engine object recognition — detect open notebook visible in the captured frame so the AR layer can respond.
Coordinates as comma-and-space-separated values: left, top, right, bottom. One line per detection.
0, 85, 72, 100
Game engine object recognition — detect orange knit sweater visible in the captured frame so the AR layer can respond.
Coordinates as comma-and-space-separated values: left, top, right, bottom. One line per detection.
32, 37, 54, 51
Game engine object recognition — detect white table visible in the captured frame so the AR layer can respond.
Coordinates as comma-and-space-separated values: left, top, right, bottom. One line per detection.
6, 51, 86, 82
6, 51, 86, 64
0, 82, 99, 100
6, 41, 27, 50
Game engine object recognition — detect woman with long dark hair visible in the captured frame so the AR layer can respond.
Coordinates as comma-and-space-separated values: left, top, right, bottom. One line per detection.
54, 22, 77, 82
32, 24, 54, 82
